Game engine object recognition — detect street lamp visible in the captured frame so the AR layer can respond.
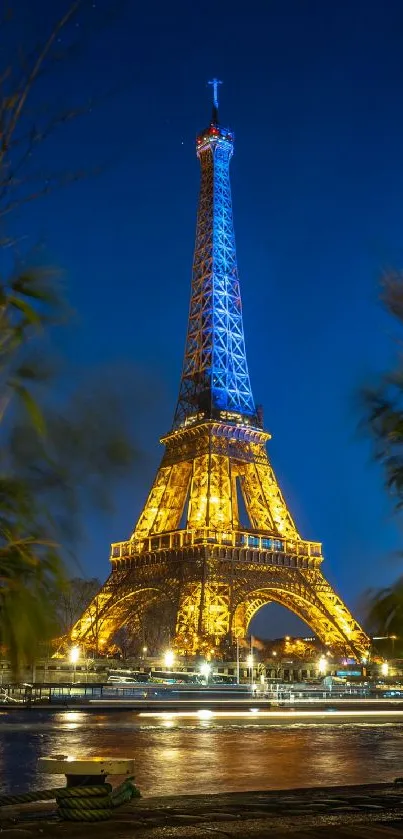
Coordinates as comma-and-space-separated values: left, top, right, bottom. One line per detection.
69, 646, 80, 684
200, 662, 211, 685
142, 646, 148, 660
164, 650, 174, 669
318, 655, 327, 676
247, 654, 254, 691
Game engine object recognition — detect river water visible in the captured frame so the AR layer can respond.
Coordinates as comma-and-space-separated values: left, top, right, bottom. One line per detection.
1, 710, 403, 796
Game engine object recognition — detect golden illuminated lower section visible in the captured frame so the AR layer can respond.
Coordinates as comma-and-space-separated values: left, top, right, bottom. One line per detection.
133, 462, 192, 544
240, 450, 297, 538
176, 583, 230, 651
187, 454, 235, 529
70, 539, 369, 660
129, 422, 299, 545
69, 420, 370, 660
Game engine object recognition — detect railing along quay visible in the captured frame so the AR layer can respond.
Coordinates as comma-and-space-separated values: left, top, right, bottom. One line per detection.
2, 682, 403, 710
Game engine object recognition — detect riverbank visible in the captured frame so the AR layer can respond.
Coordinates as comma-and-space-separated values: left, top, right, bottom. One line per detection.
2, 782, 403, 837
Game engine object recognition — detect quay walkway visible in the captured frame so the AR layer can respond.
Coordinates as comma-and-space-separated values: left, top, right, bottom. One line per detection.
2, 782, 403, 837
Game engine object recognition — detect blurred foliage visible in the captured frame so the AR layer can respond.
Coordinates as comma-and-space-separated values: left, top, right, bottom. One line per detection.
0, 4, 138, 671
0, 266, 137, 671
365, 578, 403, 657
366, 579, 403, 637
362, 273, 403, 643
362, 273, 403, 507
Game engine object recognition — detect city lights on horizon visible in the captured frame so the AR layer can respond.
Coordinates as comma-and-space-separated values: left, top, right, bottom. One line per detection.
61, 641, 395, 694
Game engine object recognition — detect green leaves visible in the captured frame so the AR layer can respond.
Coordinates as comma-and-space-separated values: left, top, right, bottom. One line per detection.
0, 265, 138, 671
360, 274, 403, 639
0, 2, 135, 672
361, 272, 403, 509
365, 579, 403, 657
0, 470, 64, 669
9, 383, 46, 435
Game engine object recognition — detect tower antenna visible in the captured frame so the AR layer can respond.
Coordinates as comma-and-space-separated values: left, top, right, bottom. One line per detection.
208, 78, 222, 122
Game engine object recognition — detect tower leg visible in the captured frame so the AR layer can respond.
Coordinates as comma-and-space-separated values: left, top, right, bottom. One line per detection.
239, 446, 299, 539
230, 566, 369, 659
175, 580, 231, 655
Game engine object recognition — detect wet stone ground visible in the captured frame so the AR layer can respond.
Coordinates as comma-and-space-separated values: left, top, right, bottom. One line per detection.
3, 783, 403, 837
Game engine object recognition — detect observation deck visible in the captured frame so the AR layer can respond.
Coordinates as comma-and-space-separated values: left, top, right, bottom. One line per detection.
110, 528, 323, 571
196, 121, 234, 154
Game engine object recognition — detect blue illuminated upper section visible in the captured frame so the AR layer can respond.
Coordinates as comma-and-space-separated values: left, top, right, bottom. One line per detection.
173, 100, 257, 429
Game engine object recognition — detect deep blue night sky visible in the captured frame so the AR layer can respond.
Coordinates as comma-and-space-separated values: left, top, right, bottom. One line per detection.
12, 0, 403, 636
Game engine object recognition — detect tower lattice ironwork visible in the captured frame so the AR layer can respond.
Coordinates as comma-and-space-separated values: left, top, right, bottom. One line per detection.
70, 84, 369, 659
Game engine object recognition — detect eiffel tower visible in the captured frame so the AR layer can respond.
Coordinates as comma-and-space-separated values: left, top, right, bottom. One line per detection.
71, 82, 369, 660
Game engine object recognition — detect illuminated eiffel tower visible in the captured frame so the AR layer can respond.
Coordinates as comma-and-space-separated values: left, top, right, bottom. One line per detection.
71, 82, 369, 659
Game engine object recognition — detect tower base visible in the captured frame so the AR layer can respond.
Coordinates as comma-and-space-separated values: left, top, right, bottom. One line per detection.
70, 529, 369, 660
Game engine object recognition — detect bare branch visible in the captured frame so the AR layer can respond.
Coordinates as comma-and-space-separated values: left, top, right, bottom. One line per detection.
0, 166, 101, 220
0, 2, 82, 162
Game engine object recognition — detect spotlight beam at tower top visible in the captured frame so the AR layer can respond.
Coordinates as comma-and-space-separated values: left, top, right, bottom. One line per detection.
208, 78, 222, 108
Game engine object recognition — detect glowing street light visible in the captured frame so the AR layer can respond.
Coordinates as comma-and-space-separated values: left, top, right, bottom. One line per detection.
69, 646, 80, 664
200, 662, 211, 685
69, 646, 80, 684
142, 646, 148, 659
247, 654, 254, 691
236, 635, 240, 685
318, 655, 327, 676
164, 650, 174, 669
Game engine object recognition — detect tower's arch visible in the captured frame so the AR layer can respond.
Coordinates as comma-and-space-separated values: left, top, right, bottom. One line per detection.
232, 586, 358, 655
71, 583, 177, 653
